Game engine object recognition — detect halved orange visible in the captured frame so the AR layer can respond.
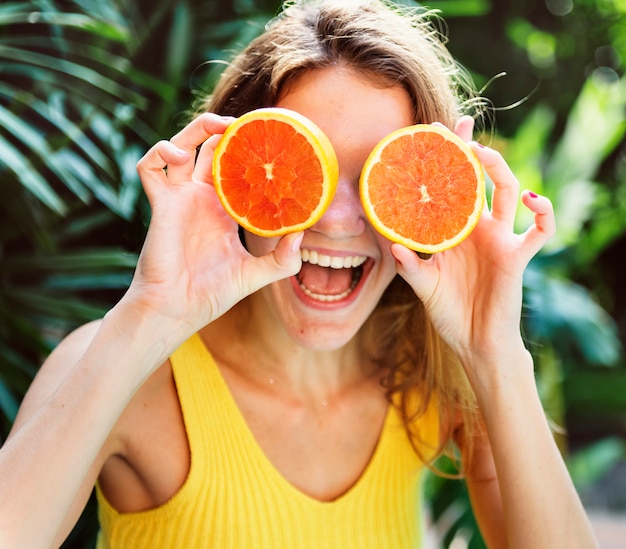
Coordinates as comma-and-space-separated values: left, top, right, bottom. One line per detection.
360, 124, 485, 254
212, 107, 338, 237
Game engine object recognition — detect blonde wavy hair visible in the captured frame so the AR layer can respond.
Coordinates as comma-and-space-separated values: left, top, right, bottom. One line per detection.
194, 0, 485, 471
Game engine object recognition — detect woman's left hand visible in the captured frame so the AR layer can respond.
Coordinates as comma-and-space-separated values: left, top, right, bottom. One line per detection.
392, 116, 556, 380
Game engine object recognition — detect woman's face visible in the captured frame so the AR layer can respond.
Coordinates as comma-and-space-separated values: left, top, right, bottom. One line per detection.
244, 65, 415, 351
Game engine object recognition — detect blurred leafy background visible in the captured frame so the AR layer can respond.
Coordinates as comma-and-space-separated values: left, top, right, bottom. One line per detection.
0, 0, 624, 547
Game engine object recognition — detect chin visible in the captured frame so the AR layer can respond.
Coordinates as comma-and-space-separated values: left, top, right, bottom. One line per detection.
281, 315, 366, 352
250, 276, 382, 352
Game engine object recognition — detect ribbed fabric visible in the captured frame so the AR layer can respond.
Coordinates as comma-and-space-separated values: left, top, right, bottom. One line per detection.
96, 333, 439, 548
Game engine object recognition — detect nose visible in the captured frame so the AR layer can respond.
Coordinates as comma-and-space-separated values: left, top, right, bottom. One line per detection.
310, 177, 367, 238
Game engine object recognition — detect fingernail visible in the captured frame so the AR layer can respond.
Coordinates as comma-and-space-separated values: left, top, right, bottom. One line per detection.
291, 232, 304, 253
529, 191, 538, 198
476, 143, 485, 149
416, 251, 433, 260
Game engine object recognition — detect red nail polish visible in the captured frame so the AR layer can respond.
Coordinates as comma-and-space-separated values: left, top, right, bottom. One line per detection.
529, 191, 538, 198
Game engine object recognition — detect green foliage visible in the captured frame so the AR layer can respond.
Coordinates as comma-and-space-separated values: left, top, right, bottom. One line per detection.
0, 1, 146, 435
424, 457, 488, 549
0, 2, 279, 545
568, 437, 626, 491
524, 263, 622, 368
422, 1, 626, 546
0, 0, 279, 436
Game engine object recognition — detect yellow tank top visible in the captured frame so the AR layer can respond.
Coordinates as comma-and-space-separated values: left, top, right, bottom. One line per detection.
96, 333, 439, 548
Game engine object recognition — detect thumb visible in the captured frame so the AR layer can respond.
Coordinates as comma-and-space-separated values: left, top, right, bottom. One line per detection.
391, 243, 437, 303
248, 232, 304, 291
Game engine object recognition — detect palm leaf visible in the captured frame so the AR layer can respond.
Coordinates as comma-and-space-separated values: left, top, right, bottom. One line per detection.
0, 6, 129, 42
524, 262, 622, 368
0, 132, 67, 214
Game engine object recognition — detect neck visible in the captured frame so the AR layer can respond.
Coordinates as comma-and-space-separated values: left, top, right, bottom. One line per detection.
200, 299, 379, 403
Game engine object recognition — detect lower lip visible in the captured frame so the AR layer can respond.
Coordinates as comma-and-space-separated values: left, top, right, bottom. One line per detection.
289, 260, 374, 310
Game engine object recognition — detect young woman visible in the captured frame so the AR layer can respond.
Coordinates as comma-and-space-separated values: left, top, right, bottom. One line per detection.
0, 1, 597, 547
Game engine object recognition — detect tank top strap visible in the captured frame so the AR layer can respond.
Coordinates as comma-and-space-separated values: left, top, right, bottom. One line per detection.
169, 332, 231, 458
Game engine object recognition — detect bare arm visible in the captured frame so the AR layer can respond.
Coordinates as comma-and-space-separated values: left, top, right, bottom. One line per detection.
0, 113, 302, 549
455, 354, 595, 549
454, 422, 507, 548
396, 119, 597, 548
0, 309, 180, 548
472, 349, 594, 548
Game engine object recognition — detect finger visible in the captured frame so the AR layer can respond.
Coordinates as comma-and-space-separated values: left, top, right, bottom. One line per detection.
167, 113, 233, 182
247, 232, 304, 291
470, 142, 520, 228
453, 115, 475, 142
519, 190, 556, 257
170, 113, 232, 151
431, 116, 474, 142
136, 141, 191, 202
390, 243, 437, 304
194, 133, 225, 184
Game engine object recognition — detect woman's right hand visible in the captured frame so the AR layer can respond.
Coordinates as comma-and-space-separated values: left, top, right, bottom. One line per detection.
123, 113, 303, 337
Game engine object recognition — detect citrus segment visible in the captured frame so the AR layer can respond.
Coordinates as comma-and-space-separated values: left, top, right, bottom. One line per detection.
360, 124, 485, 254
212, 107, 338, 237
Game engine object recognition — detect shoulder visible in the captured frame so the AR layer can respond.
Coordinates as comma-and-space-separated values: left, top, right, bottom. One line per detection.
53, 318, 101, 356
13, 320, 104, 425
12, 319, 174, 450
51, 319, 102, 360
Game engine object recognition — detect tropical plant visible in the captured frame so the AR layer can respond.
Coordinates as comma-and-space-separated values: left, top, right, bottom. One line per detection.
1, 0, 151, 437
426, 68, 626, 548
0, 0, 281, 446
1, 1, 279, 547
424, 1, 626, 545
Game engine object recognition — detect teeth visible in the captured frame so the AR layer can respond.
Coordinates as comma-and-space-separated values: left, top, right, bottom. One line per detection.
300, 249, 367, 269
298, 277, 359, 302
297, 249, 366, 303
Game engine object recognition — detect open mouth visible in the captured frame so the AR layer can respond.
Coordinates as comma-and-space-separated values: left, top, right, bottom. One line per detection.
296, 249, 368, 303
